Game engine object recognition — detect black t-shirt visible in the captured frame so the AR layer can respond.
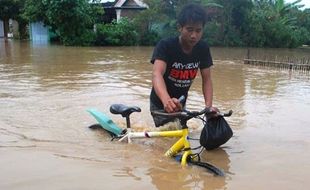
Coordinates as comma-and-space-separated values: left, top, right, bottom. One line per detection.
150, 37, 213, 108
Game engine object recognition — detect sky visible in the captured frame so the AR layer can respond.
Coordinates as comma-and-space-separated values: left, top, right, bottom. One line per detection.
286, 0, 310, 9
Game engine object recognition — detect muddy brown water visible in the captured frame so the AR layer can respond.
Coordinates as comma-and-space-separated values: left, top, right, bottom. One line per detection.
1, 39, 310, 190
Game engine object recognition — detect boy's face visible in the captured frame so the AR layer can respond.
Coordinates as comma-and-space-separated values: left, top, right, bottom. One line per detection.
179, 22, 204, 48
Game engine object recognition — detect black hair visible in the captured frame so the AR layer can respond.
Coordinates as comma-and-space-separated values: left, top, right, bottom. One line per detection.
177, 3, 207, 27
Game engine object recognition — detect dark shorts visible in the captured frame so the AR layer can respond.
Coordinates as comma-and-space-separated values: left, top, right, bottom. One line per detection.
150, 101, 187, 128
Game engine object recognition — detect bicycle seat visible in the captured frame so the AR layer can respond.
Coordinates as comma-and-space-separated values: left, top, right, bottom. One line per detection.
110, 104, 141, 118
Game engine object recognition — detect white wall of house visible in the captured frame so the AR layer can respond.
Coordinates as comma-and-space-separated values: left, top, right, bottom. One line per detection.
114, 0, 148, 22
116, 9, 122, 22
0, 20, 4, 38
11, 20, 19, 38
30, 22, 49, 43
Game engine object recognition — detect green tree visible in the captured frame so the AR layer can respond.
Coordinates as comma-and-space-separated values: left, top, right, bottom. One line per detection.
132, 0, 162, 45
206, 0, 251, 46
23, 0, 49, 24
245, 0, 307, 47
290, 7, 310, 45
23, 0, 103, 46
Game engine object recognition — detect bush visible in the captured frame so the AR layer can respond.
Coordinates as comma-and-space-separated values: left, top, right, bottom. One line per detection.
95, 18, 138, 46
138, 30, 160, 46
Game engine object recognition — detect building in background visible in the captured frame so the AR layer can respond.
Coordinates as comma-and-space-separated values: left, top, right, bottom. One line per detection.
0, 20, 4, 38
114, 0, 148, 22
102, 0, 148, 23
0, 19, 19, 38
29, 22, 51, 44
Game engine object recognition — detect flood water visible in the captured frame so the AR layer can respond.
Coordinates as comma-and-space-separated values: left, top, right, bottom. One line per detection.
1, 39, 310, 190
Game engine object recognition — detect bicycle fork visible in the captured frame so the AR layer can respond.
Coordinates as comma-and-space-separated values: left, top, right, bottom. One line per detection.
164, 129, 192, 166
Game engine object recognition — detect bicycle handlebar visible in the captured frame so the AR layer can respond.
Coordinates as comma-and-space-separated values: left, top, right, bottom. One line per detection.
151, 108, 232, 120
152, 95, 232, 120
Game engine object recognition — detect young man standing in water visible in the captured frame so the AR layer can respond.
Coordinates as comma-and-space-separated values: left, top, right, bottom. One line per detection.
150, 3, 216, 128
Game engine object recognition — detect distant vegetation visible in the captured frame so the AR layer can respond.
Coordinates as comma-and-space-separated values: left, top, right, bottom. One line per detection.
0, 0, 309, 48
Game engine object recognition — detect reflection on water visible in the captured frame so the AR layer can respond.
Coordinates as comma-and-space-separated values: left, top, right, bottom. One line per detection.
1, 39, 310, 190
147, 148, 230, 190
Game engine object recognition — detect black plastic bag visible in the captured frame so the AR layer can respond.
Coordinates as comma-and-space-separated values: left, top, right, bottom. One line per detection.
200, 116, 233, 150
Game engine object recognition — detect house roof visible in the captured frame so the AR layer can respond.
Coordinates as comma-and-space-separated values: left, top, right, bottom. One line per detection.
114, 0, 148, 8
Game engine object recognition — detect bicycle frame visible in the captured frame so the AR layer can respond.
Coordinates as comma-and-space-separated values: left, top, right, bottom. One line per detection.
118, 127, 192, 166
87, 107, 200, 166
87, 104, 232, 176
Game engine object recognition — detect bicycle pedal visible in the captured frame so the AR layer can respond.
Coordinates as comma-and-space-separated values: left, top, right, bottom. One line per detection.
190, 155, 200, 162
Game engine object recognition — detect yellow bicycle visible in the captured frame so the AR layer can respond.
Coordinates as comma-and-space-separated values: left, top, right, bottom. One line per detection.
87, 101, 232, 176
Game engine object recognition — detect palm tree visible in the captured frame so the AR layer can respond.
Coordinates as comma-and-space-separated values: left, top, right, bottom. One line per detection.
273, 0, 304, 25
252, 0, 303, 27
